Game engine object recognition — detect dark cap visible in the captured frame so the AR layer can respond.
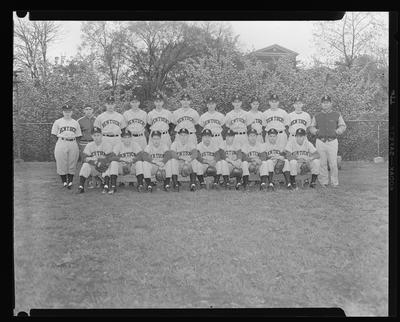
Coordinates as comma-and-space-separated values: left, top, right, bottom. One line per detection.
62, 104, 72, 110
226, 129, 236, 137
105, 96, 115, 104
180, 93, 191, 100
321, 95, 331, 102
269, 94, 279, 101
121, 128, 132, 138
250, 96, 260, 103
201, 129, 213, 137
178, 128, 189, 135
206, 96, 216, 103
247, 128, 258, 135
129, 94, 140, 102
91, 126, 102, 134
295, 128, 307, 136
83, 103, 93, 109
153, 93, 164, 101
151, 130, 162, 138
232, 94, 242, 102
294, 95, 303, 103
267, 128, 278, 136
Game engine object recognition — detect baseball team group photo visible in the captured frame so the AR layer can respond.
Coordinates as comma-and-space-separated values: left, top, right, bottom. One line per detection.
13, 13, 389, 316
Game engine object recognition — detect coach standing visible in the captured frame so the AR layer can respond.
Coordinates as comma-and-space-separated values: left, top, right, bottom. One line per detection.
309, 95, 346, 187
77, 104, 95, 159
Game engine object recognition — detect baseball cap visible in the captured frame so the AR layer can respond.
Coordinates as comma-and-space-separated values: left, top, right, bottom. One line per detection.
153, 93, 164, 101
232, 94, 242, 102
269, 94, 279, 101
206, 96, 216, 103
201, 129, 213, 137
226, 129, 236, 137
105, 96, 115, 104
267, 128, 278, 136
151, 130, 162, 138
295, 128, 307, 136
294, 95, 303, 103
91, 126, 102, 134
83, 103, 93, 109
247, 128, 258, 135
250, 96, 260, 103
121, 128, 132, 138
129, 94, 140, 102
178, 128, 189, 135
321, 95, 331, 102
61, 104, 72, 110
180, 93, 191, 100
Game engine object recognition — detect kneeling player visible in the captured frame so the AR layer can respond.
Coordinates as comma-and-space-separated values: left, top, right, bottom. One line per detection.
285, 128, 320, 188
142, 131, 173, 192
107, 128, 144, 194
261, 128, 292, 191
77, 127, 113, 193
170, 128, 198, 191
219, 129, 244, 189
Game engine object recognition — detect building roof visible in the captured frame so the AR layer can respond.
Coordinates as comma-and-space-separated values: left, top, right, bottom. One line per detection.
250, 44, 299, 57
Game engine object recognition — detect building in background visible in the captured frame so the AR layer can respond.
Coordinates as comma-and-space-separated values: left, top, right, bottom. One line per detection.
248, 44, 298, 69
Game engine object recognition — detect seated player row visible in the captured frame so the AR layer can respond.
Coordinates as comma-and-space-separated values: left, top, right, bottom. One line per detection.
76, 125, 320, 194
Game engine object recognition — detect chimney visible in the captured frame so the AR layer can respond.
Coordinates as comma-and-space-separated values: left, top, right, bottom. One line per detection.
61, 55, 65, 65
55, 57, 59, 65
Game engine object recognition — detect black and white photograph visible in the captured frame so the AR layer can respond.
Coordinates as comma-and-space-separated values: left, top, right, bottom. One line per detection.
13, 11, 390, 316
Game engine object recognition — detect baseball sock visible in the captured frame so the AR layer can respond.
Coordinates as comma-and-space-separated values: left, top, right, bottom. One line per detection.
242, 175, 249, 187
260, 175, 267, 184
223, 175, 229, 184
197, 175, 204, 184
283, 171, 290, 184
79, 176, 86, 187
311, 174, 318, 183
172, 174, 178, 185
214, 174, 221, 184
60, 175, 67, 183
136, 174, 144, 186
104, 176, 110, 188
268, 172, 274, 183
145, 178, 151, 187
190, 173, 196, 185
164, 178, 171, 186
290, 175, 296, 184
110, 175, 117, 187
67, 174, 74, 183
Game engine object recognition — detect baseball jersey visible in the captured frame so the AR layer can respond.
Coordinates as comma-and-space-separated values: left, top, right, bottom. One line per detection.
123, 108, 147, 134
170, 140, 197, 162
144, 144, 169, 163
220, 140, 242, 161
241, 142, 265, 162
311, 111, 346, 137
263, 108, 290, 132
77, 115, 95, 141
83, 141, 113, 159
285, 139, 317, 159
147, 108, 173, 132
173, 107, 200, 133
246, 110, 264, 134
94, 111, 126, 135
197, 142, 219, 163
198, 111, 225, 134
288, 111, 311, 135
264, 140, 285, 159
51, 117, 82, 139
225, 109, 248, 133
113, 141, 142, 163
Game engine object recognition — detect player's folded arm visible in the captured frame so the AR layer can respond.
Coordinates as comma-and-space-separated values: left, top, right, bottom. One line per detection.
190, 149, 199, 161
259, 152, 267, 161
216, 149, 226, 161
310, 151, 320, 160
285, 151, 296, 161
162, 150, 175, 164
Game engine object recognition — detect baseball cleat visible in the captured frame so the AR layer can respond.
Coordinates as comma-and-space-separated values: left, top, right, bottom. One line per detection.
267, 183, 275, 191
164, 184, 171, 192
287, 183, 293, 190
63, 182, 68, 188
260, 182, 267, 191
77, 186, 85, 194
108, 186, 116, 194
173, 182, 180, 191
119, 182, 125, 187
235, 182, 241, 190
303, 179, 310, 188
190, 183, 196, 191
200, 182, 207, 189
147, 185, 153, 192
310, 182, 317, 188
67, 182, 73, 189
137, 184, 144, 192
211, 182, 218, 189
102, 185, 109, 194
87, 180, 94, 189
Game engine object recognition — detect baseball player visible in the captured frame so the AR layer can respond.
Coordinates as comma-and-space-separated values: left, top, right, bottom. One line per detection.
147, 93, 174, 148
261, 128, 291, 191
170, 128, 198, 191
309, 95, 346, 187
241, 128, 267, 191
123, 94, 148, 150
198, 95, 225, 147
142, 130, 174, 192
93, 95, 126, 149
263, 94, 290, 147
192, 129, 227, 190
225, 94, 249, 147
77, 126, 113, 194
288, 96, 311, 143
51, 103, 82, 189
107, 128, 144, 194
218, 129, 244, 190
172, 93, 200, 147
285, 128, 320, 189
77, 103, 96, 188
246, 96, 264, 143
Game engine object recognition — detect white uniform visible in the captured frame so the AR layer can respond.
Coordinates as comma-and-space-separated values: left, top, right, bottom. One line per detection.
143, 143, 173, 178
219, 140, 243, 176
263, 108, 290, 147
262, 140, 290, 173
147, 108, 173, 148
109, 141, 143, 176
288, 111, 311, 143
170, 139, 197, 175
192, 141, 226, 175
79, 141, 113, 178
285, 139, 320, 176
246, 110, 264, 143
198, 110, 225, 147
123, 108, 148, 149
51, 117, 82, 175
241, 142, 265, 176
225, 109, 248, 147
94, 111, 126, 148
173, 107, 200, 147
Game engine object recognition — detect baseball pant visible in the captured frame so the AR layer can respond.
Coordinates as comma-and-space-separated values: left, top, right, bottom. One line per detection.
131, 134, 147, 150
79, 162, 102, 178
233, 133, 249, 147
211, 135, 224, 148
191, 159, 224, 175
54, 139, 80, 175
102, 135, 121, 149
262, 159, 290, 173
171, 159, 196, 175
109, 160, 144, 176
316, 138, 339, 186
143, 160, 172, 178
289, 159, 320, 176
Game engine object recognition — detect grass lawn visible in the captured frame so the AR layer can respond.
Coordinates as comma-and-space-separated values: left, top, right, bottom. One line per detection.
13, 161, 388, 316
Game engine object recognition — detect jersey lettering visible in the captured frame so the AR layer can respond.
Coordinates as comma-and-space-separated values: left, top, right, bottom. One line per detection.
152, 117, 169, 125
232, 118, 246, 124
265, 116, 284, 124
176, 116, 194, 124
204, 119, 222, 126
101, 119, 121, 128
119, 152, 137, 158
178, 151, 192, 157
290, 119, 307, 126
201, 151, 215, 157
59, 126, 77, 133
91, 151, 106, 157
127, 119, 146, 127
151, 153, 164, 159
293, 150, 310, 157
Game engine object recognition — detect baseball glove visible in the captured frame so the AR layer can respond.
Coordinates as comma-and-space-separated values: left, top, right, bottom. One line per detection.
155, 168, 166, 181
205, 166, 217, 177
122, 163, 131, 175
95, 159, 111, 173
231, 167, 243, 178
181, 163, 191, 177
274, 159, 285, 174
248, 162, 258, 174
299, 162, 311, 175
